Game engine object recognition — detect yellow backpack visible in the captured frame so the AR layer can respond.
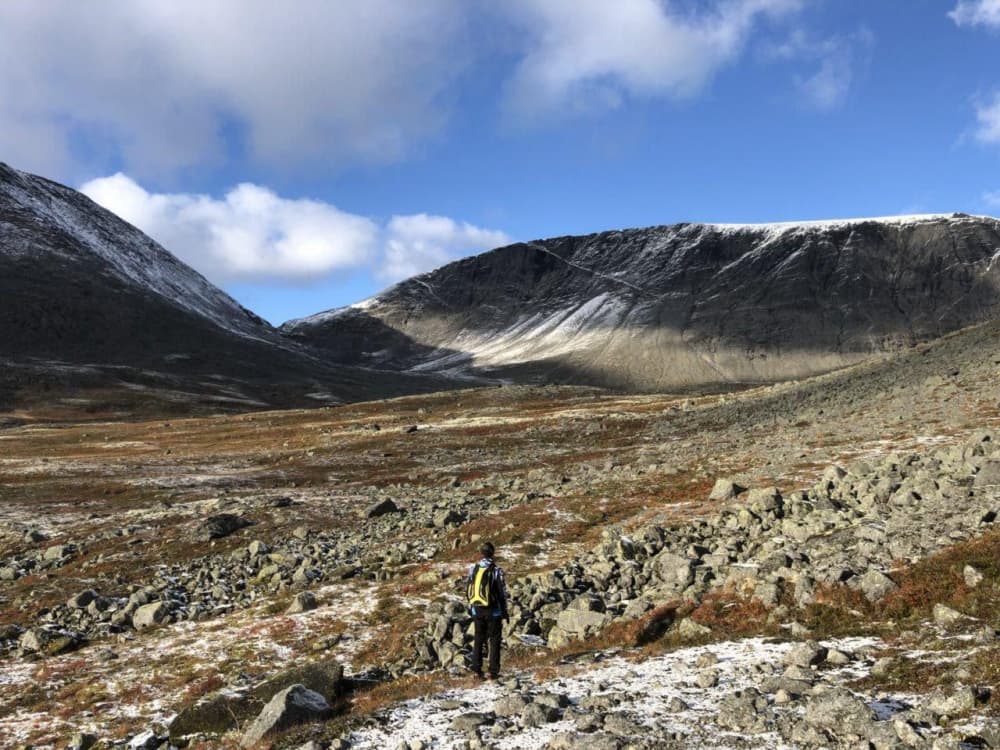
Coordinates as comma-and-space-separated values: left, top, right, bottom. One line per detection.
467, 563, 495, 607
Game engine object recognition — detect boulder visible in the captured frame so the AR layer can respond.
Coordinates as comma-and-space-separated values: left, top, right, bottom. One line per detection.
200, 513, 252, 541
933, 603, 967, 627
169, 660, 345, 741
709, 479, 745, 502
286, 591, 318, 614
132, 601, 170, 630
854, 569, 899, 602
19, 627, 83, 656
365, 498, 401, 518
240, 684, 331, 747
803, 688, 876, 739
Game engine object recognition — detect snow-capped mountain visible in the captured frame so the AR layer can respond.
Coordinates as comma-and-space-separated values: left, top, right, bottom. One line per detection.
283, 213, 1000, 391
0, 162, 449, 412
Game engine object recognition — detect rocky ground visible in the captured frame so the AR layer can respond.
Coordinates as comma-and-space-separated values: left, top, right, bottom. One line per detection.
2, 319, 1000, 749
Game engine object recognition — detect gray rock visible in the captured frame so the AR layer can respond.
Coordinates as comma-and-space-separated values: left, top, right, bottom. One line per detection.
494, 694, 531, 717
521, 702, 560, 727
675, 618, 711, 639
67, 732, 98, 750
783, 641, 827, 667
932, 603, 967, 627
709, 479, 746, 502
201, 513, 252, 541
964, 565, 985, 588
366, 498, 401, 518
132, 601, 170, 630
68, 589, 98, 609
803, 687, 876, 738
286, 591, 318, 614
18, 627, 82, 656
451, 711, 493, 733
240, 684, 331, 747
716, 688, 771, 733
927, 686, 978, 716
855, 569, 899, 601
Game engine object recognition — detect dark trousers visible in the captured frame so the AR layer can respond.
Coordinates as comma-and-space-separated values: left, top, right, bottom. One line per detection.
471, 611, 502, 676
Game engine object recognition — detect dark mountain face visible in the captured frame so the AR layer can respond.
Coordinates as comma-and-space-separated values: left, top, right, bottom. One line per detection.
283, 214, 1000, 391
0, 163, 452, 416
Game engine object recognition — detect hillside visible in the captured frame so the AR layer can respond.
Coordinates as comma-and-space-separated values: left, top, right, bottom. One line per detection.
284, 214, 1000, 391
0, 163, 455, 417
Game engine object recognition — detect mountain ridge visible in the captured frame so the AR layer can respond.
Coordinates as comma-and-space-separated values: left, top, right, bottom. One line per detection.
283, 212, 1000, 392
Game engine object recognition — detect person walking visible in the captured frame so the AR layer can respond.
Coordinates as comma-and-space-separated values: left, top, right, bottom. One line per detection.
466, 541, 509, 680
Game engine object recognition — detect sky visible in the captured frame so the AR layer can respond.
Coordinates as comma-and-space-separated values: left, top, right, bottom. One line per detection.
3, 0, 1000, 325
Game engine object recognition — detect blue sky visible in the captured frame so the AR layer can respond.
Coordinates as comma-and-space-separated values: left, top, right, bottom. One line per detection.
3, 0, 1000, 324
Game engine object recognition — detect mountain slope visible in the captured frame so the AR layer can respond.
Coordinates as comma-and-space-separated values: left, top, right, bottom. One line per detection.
0, 162, 453, 416
283, 214, 1000, 391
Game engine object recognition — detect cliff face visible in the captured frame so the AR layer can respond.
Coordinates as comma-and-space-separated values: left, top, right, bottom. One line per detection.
283, 214, 1000, 391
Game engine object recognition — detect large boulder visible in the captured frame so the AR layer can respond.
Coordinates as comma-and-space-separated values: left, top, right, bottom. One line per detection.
200, 513, 252, 541
240, 685, 331, 747
132, 601, 170, 630
18, 627, 84, 656
169, 660, 346, 741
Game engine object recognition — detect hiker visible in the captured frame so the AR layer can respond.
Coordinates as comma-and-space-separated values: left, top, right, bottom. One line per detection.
466, 541, 509, 679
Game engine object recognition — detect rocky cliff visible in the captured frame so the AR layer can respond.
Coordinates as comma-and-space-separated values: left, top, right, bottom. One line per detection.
284, 214, 1000, 391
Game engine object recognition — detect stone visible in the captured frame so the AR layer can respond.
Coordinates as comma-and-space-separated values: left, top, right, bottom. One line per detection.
451, 712, 493, 732
932, 603, 967, 627
67, 589, 98, 609
132, 601, 170, 630
18, 627, 82, 656
803, 688, 876, 738
494, 694, 531, 717
200, 513, 252, 541
366, 498, 401, 518
43, 544, 70, 561
170, 660, 345, 740
709, 479, 746, 502
716, 688, 771, 733
240, 684, 331, 747
783, 641, 827, 667
652, 552, 694, 589
964, 565, 985, 588
696, 670, 719, 688
927, 686, 978, 716
433, 509, 465, 528
67, 733, 98, 750
127, 730, 160, 750
855, 569, 899, 602
521, 702, 560, 727
286, 591, 318, 614
546, 732, 622, 750
675, 618, 711, 639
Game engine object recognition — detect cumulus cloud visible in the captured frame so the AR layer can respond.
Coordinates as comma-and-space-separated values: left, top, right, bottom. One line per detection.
949, 0, 1000, 28
766, 29, 874, 110
973, 93, 1000, 143
0, 1, 468, 178
381, 215, 512, 283
80, 175, 509, 285
500, 0, 802, 120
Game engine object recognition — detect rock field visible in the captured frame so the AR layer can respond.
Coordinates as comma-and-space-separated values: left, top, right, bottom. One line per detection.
2, 317, 1000, 749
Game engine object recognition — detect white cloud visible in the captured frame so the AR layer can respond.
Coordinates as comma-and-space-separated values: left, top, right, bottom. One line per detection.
766, 29, 873, 110
80, 175, 509, 285
983, 189, 1000, 207
973, 93, 1000, 143
0, 1, 468, 178
382, 214, 512, 283
500, 0, 802, 120
950, 0, 1000, 28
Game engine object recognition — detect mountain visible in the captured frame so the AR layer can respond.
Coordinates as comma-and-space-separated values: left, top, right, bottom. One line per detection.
282, 214, 1000, 392
0, 162, 451, 417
